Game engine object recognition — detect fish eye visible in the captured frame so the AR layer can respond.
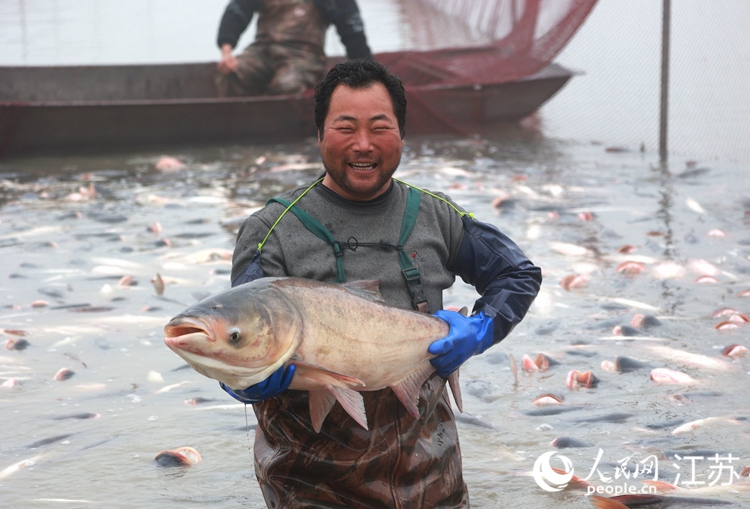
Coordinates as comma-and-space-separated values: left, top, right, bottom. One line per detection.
228, 328, 242, 345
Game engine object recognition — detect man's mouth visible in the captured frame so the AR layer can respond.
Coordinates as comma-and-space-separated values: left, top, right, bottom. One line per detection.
349, 162, 377, 171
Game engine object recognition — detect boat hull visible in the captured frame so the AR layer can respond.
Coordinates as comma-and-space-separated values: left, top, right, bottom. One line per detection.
0, 54, 573, 157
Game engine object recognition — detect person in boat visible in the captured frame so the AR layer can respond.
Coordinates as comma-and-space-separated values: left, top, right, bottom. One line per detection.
216, 0, 373, 97
223, 59, 542, 508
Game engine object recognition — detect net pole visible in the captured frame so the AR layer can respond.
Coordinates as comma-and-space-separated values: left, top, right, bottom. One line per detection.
659, 0, 671, 162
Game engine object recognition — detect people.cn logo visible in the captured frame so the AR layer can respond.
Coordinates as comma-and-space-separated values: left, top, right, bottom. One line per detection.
533, 451, 575, 492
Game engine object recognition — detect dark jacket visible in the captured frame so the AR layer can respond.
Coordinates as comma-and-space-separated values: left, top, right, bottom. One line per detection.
217, 0, 372, 60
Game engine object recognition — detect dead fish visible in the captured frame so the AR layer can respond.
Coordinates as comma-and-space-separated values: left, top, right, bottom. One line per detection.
551, 436, 593, 449
151, 273, 165, 296
148, 222, 163, 235
573, 413, 633, 424
5, 338, 30, 351
643, 345, 734, 372
1, 378, 20, 388
54, 368, 75, 381
631, 314, 662, 329
616, 261, 647, 275
155, 156, 185, 171
566, 370, 599, 389
454, 411, 497, 430
51, 412, 100, 420
27, 434, 73, 448
154, 446, 201, 467
686, 197, 706, 215
155, 381, 189, 394
612, 356, 651, 373
0, 453, 46, 480
688, 258, 720, 276
722, 344, 748, 358
671, 416, 736, 436
695, 275, 719, 284
549, 241, 590, 257
532, 393, 564, 406
118, 275, 137, 287
522, 353, 559, 372
184, 397, 220, 406
612, 325, 648, 337
593, 492, 736, 507
3, 329, 28, 336
560, 274, 589, 291
714, 321, 739, 330
164, 277, 462, 433
509, 353, 518, 383
64, 352, 87, 368
524, 406, 585, 416
650, 368, 696, 385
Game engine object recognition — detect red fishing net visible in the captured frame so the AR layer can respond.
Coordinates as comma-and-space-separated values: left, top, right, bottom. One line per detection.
383, 0, 598, 86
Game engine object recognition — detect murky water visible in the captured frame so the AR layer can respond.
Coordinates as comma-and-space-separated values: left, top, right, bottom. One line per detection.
1, 132, 749, 508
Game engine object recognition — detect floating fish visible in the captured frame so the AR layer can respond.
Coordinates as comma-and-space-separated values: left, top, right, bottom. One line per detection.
650, 368, 697, 385
154, 446, 201, 467
164, 277, 462, 433
0, 453, 46, 480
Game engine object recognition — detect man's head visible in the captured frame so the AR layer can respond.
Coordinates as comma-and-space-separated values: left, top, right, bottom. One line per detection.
315, 59, 406, 141
315, 60, 407, 201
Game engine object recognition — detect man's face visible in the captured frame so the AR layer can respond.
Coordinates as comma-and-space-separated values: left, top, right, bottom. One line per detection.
319, 83, 404, 201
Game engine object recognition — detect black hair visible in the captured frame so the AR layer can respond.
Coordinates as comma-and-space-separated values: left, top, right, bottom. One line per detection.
314, 59, 406, 139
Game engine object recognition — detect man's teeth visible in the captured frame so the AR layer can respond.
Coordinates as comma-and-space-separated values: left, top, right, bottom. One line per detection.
351, 163, 375, 169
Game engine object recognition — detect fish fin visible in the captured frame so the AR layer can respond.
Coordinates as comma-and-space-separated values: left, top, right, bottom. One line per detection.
308, 390, 338, 433
329, 385, 368, 430
290, 360, 365, 389
389, 363, 434, 419
640, 480, 680, 492
341, 280, 385, 303
588, 495, 629, 509
447, 370, 463, 413
509, 353, 518, 383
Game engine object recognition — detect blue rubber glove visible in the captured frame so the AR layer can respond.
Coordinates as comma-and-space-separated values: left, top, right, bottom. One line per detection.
428, 310, 495, 378
219, 364, 296, 404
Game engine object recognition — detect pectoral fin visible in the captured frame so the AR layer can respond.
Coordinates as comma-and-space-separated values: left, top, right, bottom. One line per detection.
289, 360, 365, 390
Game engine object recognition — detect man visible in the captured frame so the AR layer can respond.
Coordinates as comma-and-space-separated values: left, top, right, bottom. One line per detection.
224, 59, 542, 508
216, 0, 372, 97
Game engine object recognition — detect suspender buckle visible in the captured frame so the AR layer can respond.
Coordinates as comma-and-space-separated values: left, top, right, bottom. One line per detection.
401, 266, 429, 313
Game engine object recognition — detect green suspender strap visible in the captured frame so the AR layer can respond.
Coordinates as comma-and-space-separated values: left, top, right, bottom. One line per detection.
261, 182, 428, 311
266, 196, 348, 283
397, 187, 428, 312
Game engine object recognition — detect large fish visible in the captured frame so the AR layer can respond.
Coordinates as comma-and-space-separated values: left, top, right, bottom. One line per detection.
163, 277, 462, 432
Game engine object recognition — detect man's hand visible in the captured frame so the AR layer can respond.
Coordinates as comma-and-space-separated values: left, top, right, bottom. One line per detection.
220, 364, 296, 404
428, 310, 494, 378
217, 43, 238, 75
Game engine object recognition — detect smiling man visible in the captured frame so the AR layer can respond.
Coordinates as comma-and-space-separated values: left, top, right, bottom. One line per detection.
226, 59, 541, 508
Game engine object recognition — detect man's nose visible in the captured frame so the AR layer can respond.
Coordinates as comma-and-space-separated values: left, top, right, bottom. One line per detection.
352, 129, 373, 151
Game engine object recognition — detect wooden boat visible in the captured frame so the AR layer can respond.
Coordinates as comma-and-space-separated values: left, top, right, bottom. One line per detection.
0, 46, 575, 158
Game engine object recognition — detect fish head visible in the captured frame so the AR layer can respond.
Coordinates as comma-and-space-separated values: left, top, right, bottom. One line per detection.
163, 282, 302, 389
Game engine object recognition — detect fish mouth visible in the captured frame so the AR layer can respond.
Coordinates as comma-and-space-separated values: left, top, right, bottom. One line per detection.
164, 316, 211, 345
